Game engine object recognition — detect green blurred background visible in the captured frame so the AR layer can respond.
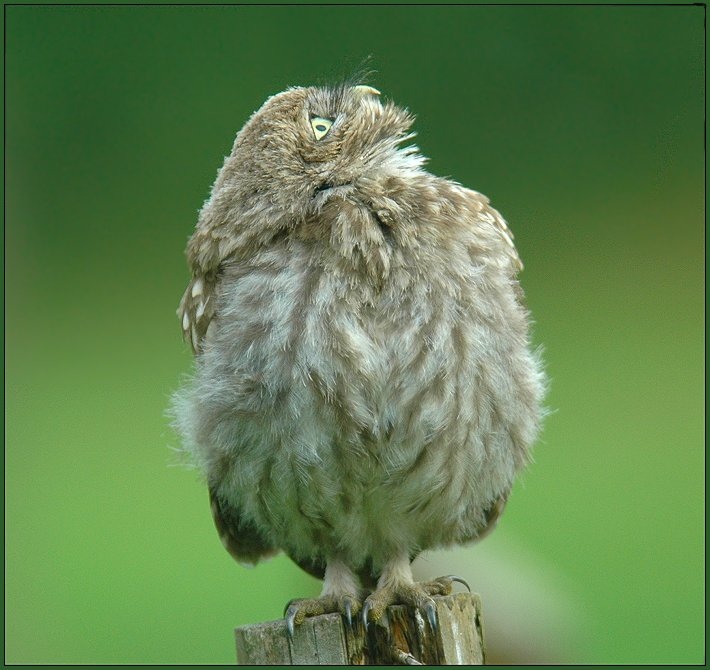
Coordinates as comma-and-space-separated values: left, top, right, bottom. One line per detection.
6, 4, 704, 664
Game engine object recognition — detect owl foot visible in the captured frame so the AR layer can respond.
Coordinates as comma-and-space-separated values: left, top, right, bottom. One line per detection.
361, 575, 470, 634
284, 594, 361, 639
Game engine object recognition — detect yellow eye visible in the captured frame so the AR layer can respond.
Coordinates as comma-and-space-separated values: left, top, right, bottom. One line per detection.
310, 116, 333, 141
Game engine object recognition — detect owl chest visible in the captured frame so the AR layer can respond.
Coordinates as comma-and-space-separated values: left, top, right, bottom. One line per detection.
215, 259, 479, 550
215, 255, 461, 436
206, 243, 530, 563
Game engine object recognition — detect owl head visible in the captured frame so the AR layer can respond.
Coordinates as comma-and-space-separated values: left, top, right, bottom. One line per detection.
202, 85, 423, 224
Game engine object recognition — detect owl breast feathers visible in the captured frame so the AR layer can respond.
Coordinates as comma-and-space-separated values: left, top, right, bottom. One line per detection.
171, 84, 545, 599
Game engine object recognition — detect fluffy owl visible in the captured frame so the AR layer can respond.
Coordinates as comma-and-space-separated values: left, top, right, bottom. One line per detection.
172, 83, 545, 634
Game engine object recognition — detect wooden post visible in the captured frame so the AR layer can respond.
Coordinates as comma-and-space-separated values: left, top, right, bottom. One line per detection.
235, 593, 485, 665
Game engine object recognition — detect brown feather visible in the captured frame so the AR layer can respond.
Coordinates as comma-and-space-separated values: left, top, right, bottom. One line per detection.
209, 488, 278, 565
171, 84, 546, 596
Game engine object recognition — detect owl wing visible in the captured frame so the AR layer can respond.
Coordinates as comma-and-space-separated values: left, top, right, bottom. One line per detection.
487, 205, 523, 273
456, 493, 509, 545
177, 274, 217, 354
178, 209, 248, 353
476, 493, 508, 541
461, 187, 523, 274
209, 488, 279, 565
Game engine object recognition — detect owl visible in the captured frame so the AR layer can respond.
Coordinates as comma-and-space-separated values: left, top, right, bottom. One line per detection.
171, 83, 545, 635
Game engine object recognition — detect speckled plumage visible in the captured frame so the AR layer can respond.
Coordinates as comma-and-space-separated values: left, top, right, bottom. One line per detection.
171, 84, 545, 622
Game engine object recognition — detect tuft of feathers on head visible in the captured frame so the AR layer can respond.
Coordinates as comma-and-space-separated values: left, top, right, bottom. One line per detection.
313, 54, 378, 98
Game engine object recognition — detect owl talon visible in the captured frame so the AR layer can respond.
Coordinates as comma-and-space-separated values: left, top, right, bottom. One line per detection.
284, 594, 361, 636
283, 598, 297, 618
344, 598, 353, 627
392, 647, 424, 665
446, 575, 471, 593
362, 578, 456, 635
423, 599, 438, 634
419, 575, 470, 596
362, 599, 373, 628
285, 605, 298, 640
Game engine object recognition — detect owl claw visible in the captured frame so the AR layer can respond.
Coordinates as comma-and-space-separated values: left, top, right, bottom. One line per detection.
344, 598, 353, 627
285, 605, 298, 640
362, 599, 373, 629
423, 599, 438, 634
284, 594, 361, 636
447, 575, 471, 592
284, 577, 458, 638
283, 598, 297, 618
392, 647, 424, 665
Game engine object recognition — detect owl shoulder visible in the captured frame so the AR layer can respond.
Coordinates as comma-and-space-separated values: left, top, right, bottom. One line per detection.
445, 181, 524, 274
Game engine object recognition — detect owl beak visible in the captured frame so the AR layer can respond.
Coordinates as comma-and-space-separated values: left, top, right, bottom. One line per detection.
353, 85, 381, 98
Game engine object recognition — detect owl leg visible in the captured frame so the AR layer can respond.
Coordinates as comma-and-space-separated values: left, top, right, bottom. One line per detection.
361, 552, 470, 633
284, 558, 362, 638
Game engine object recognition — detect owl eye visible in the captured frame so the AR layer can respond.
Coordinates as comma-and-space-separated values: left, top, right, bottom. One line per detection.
309, 116, 334, 141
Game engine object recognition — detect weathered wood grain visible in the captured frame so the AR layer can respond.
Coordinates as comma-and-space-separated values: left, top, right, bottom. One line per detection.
235, 593, 485, 665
